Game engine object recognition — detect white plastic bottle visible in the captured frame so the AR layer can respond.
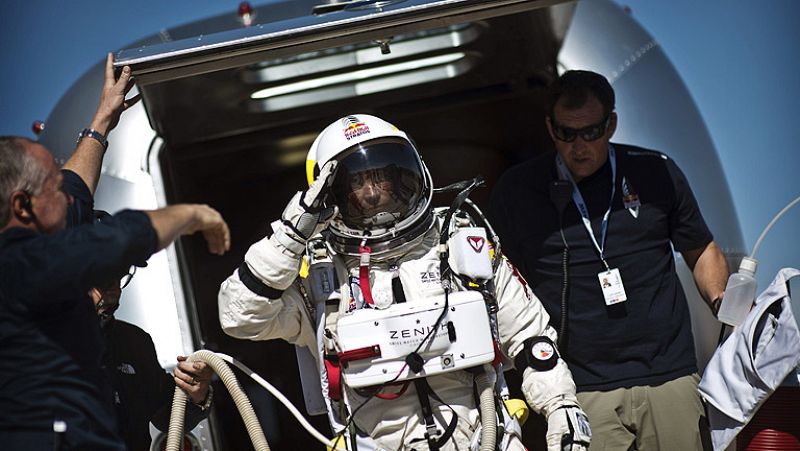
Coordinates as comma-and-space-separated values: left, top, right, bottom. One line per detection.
717, 257, 758, 327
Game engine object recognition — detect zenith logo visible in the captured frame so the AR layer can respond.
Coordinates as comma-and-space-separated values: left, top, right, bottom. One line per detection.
467, 236, 485, 253
389, 324, 447, 339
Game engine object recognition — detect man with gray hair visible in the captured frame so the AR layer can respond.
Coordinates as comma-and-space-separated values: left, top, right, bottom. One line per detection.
0, 54, 232, 450
0, 139, 52, 229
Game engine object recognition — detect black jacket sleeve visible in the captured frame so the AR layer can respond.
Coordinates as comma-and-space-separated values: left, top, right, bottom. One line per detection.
62, 169, 95, 227
3, 210, 157, 313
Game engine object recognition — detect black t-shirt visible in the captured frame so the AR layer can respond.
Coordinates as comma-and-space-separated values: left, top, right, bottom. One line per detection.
0, 171, 157, 449
490, 144, 713, 391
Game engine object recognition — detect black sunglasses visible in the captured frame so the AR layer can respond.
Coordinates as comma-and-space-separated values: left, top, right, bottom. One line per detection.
551, 115, 611, 143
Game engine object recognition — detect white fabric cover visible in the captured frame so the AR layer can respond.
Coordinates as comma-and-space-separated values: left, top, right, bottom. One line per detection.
698, 268, 800, 451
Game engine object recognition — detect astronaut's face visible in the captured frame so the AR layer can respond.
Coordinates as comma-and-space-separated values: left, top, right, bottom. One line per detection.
329, 137, 426, 231
347, 168, 395, 212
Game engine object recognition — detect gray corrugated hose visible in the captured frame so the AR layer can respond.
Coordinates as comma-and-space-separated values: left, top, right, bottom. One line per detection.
475, 364, 498, 451
166, 350, 270, 451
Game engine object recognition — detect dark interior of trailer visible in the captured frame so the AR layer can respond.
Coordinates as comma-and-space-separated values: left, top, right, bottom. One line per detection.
156, 8, 569, 450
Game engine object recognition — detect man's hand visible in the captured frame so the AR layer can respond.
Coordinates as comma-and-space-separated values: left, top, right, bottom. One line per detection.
545, 405, 591, 451
273, 160, 338, 255
711, 291, 725, 316
174, 355, 213, 405
63, 53, 143, 194
91, 52, 141, 135
184, 204, 231, 256
146, 204, 231, 255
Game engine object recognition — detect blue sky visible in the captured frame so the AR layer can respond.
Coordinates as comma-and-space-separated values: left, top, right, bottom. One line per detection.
1, 0, 798, 296
618, 0, 800, 293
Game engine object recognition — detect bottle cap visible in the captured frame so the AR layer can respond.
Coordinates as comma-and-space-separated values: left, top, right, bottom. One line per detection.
739, 256, 758, 274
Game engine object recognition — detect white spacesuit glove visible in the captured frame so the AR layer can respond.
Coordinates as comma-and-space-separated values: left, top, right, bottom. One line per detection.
517, 334, 590, 451
272, 160, 338, 256
545, 403, 591, 451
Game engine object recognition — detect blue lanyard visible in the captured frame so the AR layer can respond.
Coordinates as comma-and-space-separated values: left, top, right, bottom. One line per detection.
555, 145, 616, 270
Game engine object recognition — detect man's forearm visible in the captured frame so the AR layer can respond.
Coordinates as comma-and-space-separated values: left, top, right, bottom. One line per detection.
62, 138, 106, 194
62, 53, 138, 194
145, 205, 199, 252
687, 241, 729, 311
145, 204, 230, 255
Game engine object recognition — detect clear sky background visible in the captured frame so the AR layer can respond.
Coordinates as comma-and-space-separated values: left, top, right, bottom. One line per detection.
1, 0, 798, 295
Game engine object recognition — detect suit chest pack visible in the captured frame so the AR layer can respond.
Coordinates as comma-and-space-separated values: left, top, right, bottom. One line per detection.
336, 290, 495, 387
446, 227, 493, 281
300, 215, 497, 393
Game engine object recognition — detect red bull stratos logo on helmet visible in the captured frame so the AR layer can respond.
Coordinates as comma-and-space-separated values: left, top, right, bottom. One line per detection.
342, 115, 371, 140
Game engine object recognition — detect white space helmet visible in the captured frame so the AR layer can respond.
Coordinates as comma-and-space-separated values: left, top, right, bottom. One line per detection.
306, 114, 433, 248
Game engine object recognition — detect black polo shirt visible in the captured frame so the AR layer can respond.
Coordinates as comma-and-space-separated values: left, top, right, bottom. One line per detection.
0, 171, 157, 449
490, 144, 713, 391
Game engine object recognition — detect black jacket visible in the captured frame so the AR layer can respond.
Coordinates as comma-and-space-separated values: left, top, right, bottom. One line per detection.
103, 318, 208, 451
0, 171, 157, 450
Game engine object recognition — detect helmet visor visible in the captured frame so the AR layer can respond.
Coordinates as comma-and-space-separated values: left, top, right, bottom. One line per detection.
330, 137, 426, 231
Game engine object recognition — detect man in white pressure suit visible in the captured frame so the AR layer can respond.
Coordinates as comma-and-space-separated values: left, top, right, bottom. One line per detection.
218, 114, 591, 451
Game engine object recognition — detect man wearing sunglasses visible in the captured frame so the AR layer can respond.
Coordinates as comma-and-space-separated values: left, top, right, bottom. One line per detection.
490, 70, 728, 451
88, 227, 213, 451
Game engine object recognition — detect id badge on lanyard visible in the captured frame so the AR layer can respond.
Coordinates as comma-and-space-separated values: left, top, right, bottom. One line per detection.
556, 146, 628, 305
598, 268, 627, 305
